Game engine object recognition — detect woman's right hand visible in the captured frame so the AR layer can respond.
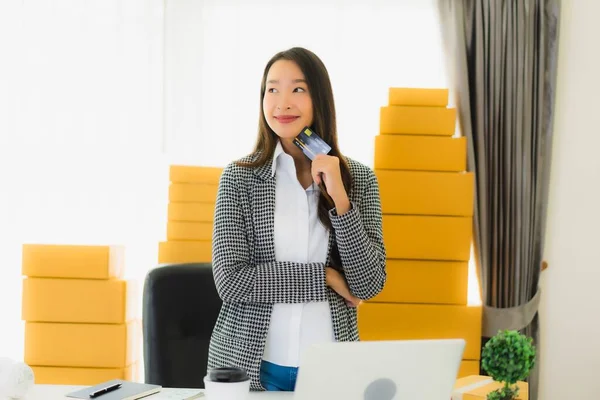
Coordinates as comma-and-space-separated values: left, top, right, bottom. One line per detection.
325, 267, 362, 307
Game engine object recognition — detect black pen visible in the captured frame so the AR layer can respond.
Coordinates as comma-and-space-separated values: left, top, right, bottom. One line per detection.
89, 383, 122, 398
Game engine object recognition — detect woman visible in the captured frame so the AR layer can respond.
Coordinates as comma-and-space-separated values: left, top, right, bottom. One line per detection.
207, 47, 386, 391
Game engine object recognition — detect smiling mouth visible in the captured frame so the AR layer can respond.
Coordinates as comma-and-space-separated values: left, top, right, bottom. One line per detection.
274, 116, 300, 124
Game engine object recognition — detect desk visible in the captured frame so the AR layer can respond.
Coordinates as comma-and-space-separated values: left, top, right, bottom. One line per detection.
25, 385, 294, 400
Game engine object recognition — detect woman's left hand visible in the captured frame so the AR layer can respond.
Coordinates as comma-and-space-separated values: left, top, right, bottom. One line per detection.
325, 267, 362, 308
311, 154, 350, 212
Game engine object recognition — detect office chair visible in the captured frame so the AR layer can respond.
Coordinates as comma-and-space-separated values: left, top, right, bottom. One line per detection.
142, 263, 221, 388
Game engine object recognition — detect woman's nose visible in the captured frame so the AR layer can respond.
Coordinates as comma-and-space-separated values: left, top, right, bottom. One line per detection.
276, 92, 292, 110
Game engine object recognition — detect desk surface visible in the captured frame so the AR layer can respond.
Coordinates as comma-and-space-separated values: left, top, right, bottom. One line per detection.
26, 385, 294, 399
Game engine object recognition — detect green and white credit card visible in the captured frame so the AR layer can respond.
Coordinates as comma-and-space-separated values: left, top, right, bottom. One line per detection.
293, 126, 332, 160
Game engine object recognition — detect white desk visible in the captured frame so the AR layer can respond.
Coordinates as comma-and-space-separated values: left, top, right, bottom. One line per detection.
24, 385, 294, 400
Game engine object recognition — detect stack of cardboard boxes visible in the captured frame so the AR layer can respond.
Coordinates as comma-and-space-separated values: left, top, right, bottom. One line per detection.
158, 165, 222, 264
358, 88, 482, 377
21, 244, 138, 384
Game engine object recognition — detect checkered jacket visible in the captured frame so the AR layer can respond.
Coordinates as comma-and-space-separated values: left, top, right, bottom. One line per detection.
207, 151, 387, 390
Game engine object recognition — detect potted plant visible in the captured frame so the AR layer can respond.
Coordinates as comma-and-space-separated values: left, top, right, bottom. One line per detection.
480, 330, 536, 400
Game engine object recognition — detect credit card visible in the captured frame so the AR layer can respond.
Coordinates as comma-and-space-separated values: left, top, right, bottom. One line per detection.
293, 126, 332, 160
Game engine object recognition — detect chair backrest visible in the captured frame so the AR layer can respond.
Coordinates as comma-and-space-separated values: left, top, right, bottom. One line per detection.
142, 263, 221, 388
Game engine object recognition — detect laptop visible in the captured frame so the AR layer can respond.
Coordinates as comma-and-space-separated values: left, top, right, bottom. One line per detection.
293, 339, 465, 400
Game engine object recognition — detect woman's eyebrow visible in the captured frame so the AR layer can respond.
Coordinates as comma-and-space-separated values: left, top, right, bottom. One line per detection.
266, 78, 307, 84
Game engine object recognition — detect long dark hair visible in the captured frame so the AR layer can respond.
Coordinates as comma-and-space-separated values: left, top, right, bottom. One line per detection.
238, 47, 352, 231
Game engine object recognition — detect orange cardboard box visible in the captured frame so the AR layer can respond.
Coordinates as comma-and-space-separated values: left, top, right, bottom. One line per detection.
168, 202, 214, 222
22, 245, 124, 279
25, 322, 138, 368
376, 170, 474, 217
158, 241, 212, 264
22, 278, 135, 323
383, 215, 472, 261
380, 106, 456, 135
358, 303, 482, 360
388, 88, 449, 107
457, 361, 480, 379
453, 375, 528, 400
374, 135, 467, 172
167, 221, 213, 241
31, 364, 138, 385
169, 183, 218, 203
169, 165, 222, 184
370, 260, 468, 305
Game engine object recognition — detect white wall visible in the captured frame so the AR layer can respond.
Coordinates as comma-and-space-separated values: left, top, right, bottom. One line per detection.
539, 1, 600, 398
0, 0, 166, 363
163, 0, 447, 168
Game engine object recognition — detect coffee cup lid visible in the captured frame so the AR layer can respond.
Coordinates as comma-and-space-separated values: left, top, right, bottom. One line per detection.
207, 367, 250, 383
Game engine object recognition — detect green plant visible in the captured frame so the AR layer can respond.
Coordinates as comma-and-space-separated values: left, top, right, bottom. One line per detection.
481, 330, 536, 400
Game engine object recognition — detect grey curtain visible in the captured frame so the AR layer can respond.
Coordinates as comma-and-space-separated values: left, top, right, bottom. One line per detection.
437, 1, 561, 399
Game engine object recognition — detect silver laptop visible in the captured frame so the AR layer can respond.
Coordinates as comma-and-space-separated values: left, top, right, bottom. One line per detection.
294, 339, 465, 400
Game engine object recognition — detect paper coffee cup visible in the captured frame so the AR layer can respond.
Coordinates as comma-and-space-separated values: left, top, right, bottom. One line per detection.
204, 367, 250, 400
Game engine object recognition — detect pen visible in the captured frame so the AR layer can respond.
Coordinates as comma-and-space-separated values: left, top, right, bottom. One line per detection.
89, 383, 122, 398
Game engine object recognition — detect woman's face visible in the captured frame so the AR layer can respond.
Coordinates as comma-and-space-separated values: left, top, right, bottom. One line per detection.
263, 60, 314, 141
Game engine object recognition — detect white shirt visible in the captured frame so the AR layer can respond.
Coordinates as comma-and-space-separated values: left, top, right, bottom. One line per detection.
262, 141, 335, 367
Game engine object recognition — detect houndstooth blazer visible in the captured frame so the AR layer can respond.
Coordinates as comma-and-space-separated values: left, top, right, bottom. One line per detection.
207, 151, 387, 390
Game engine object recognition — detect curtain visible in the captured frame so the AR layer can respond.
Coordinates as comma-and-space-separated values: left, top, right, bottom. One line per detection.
437, 1, 561, 398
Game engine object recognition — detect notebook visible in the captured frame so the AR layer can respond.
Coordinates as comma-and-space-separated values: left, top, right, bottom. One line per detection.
66, 379, 161, 400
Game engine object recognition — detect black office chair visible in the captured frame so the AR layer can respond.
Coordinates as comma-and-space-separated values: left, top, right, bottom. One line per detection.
142, 263, 222, 388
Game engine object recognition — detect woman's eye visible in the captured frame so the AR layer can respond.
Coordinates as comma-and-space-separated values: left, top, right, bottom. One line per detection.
267, 88, 278, 93
293, 87, 306, 93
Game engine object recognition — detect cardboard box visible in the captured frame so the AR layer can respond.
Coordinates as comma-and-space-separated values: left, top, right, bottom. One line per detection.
374, 135, 467, 172
458, 361, 480, 379
167, 221, 213, 241
358, 303, 482, 360
376, 170, 474, 216
22, 244, 124, 279
22, 278, 136, 323
158, 241, 212, 264
25, 321, 138, 368
453, 375, 529, 400
380, 106, 456, 135
169, 183, 218, 203
382, 215, 472, 261
370, 260, 468, 305
170, 165, 222, 184
388, 88, 449, 107
168, 202, 214, 222
31, 364, 138, 385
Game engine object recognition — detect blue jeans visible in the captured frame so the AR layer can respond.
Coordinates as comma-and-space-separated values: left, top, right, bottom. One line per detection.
259, 360, 299, 391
